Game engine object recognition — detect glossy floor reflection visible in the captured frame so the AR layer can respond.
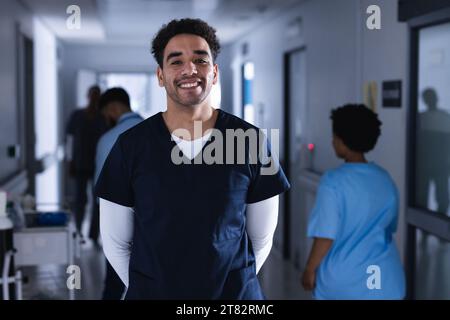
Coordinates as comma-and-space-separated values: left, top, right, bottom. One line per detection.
19, 243, 310, 300
19, 233, 450, 300
415, 230, 450, 299
21, 240, 105, 300
259, 249, 312, 300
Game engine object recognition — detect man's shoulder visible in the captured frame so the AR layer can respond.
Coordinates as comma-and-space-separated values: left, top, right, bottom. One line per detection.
98, 126, 119, 148
117, 114, 144, 133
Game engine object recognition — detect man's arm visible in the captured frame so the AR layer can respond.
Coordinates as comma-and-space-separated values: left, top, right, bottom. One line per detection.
246, 195, 279, 274
100, 198, 134, 287
302, 237, 333, 290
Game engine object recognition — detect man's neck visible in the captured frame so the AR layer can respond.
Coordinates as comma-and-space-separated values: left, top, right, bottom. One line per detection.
163, 103, 217, 140
114, 109, 132, 123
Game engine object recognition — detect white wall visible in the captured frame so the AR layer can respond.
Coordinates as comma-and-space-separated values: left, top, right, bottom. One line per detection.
76, 69, 97, 108
227, 0, 409, 260
33, 17, 60, 208
359, 0, 408, 258
216, 44, 234, 114
229, 0, 359, 159
0, 0, 61, 208
0, 0, 31, 182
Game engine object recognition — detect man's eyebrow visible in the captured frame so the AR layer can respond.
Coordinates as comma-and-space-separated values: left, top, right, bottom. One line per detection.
166, 51, 182, 61
193, 50, 210, 57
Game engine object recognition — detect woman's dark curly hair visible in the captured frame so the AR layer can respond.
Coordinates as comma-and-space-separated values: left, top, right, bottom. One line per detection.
151, 18, 221, 68
331, 104, 382, 153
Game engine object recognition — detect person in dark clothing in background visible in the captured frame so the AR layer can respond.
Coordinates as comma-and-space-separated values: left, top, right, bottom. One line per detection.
66, 85, 108, 245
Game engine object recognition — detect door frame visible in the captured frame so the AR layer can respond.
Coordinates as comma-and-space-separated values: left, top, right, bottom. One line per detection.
283, 46, 306, 260
16, 25, 36, 195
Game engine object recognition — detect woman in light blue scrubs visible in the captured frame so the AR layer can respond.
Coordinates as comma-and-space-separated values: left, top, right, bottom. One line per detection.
302, 104, 405, 299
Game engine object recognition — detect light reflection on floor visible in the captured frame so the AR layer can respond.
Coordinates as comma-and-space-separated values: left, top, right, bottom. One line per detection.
18, 233, 450, 300
18, 243, 310, 300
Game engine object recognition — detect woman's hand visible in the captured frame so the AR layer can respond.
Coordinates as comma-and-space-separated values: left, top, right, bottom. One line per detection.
302, 268, 316, 291
302, 237, 333, 291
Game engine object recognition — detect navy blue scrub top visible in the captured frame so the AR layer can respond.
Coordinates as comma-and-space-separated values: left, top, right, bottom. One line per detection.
95, 109, 290, 299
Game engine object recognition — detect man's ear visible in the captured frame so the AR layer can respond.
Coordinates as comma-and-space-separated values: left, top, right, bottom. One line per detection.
157, 66, 164, 87
212, 64, 219, 85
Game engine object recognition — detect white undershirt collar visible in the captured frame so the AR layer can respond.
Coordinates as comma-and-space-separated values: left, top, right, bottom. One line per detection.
171, 131, 212, 160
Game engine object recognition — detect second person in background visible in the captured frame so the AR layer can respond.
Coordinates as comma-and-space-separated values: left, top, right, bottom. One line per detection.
302, 104, 405, 299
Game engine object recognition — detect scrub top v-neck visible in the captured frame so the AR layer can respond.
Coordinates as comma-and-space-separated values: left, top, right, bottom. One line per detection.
95, 109, 290, 299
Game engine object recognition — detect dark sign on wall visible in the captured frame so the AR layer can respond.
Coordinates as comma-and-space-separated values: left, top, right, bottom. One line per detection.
382, 80, 402, 108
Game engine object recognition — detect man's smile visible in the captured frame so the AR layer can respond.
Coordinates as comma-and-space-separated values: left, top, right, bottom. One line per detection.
177, 78, 202, 89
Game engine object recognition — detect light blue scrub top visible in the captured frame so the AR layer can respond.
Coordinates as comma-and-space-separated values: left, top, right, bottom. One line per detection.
95, 112, 143, 184
307, 162, 405, 299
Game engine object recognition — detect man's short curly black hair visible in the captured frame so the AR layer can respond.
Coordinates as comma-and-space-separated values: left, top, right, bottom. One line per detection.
331, 104, 382, 153
151, 18, 221, 68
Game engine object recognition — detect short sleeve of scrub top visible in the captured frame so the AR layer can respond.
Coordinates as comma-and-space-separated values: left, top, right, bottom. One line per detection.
246, 136, 290, 204
307, 173, 340, 240
95, 136, 134, 207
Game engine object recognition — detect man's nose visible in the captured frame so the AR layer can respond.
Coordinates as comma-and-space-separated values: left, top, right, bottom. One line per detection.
181, 62, 198, 76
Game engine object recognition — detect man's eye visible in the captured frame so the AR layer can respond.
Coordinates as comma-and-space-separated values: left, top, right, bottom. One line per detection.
195, 59, 208, 64
171, 60, 182, 65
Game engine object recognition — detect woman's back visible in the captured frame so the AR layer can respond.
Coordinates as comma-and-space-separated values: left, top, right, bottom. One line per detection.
307, 162, 405, 299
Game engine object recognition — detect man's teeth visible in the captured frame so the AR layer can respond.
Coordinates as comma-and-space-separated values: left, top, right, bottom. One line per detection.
179, 82, 199, 88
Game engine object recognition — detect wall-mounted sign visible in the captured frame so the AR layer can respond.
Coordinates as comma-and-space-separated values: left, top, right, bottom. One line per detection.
382, 80, 402, 108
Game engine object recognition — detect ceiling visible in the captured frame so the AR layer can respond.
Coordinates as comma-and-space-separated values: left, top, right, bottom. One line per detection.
21, 0, 304, 46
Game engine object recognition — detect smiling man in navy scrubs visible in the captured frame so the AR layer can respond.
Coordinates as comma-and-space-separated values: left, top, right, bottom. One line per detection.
95, 18, 290, 299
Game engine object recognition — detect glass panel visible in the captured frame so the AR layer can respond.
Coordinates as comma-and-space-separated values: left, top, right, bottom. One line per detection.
415, 229, 450, 299
415, 22, 450, 217
242, 62, 255, 124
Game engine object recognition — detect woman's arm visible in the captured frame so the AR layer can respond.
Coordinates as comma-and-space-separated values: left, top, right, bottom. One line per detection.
302, 237, 334, 291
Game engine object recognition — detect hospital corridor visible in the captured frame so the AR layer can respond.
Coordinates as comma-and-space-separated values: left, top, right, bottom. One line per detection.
0, 0, 450, 303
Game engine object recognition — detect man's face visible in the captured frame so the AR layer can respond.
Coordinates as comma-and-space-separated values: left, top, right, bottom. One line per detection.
157, 34, 218, 108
